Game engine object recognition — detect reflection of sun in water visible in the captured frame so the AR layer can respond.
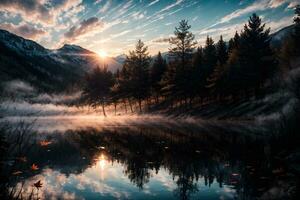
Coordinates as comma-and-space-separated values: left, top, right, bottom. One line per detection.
95, 153, 108, 180
98, 154, 107, 170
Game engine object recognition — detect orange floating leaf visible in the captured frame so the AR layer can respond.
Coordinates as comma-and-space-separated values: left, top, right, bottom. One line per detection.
39, 140, 52, 147
31, 164, 39, 171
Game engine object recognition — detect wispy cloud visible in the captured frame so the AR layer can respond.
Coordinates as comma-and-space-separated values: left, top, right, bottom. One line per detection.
152, 37, 170, 43
98, 0, 111, 13
64, 17, 104, 42
148, 0, 160, 7
157, 0, 184, 14
211, 0, 297, 27
110, 30, 132, 39
94, 0, 103, 5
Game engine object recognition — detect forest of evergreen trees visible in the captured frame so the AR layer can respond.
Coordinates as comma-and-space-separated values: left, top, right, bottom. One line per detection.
82, 6, 300, 115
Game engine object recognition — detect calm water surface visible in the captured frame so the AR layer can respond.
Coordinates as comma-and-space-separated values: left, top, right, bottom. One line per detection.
0, 115, 290, 199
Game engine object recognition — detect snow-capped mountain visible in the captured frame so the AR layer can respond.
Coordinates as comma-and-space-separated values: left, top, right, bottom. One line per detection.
0, 29, 122, 92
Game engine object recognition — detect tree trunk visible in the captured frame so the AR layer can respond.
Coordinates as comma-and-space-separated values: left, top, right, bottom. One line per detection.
102, 102, 106, 117
128, 98, 133, 113
123, 100, 127, 114
138, 99, 142, 112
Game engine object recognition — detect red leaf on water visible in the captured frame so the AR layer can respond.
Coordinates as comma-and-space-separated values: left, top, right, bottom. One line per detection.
31, 164, 39, 171
39, 140, 52, 147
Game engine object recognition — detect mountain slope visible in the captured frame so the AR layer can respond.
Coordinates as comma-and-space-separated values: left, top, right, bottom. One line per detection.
0, 29, 121, 92
270, 25, 294, 48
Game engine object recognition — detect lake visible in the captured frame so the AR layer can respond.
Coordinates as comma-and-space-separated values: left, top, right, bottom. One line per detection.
0, 115, 296, 200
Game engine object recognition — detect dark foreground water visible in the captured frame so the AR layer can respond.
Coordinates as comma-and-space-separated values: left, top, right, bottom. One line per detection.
0, 115, 298, 200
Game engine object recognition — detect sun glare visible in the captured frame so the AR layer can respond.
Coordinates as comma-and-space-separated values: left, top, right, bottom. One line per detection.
97, 50, 108, 59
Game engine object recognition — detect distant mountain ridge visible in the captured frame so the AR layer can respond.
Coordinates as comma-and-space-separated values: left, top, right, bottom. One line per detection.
0, 29, 122, 92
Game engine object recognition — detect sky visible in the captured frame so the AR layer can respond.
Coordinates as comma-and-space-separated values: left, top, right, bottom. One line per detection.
0, 0, 298, 57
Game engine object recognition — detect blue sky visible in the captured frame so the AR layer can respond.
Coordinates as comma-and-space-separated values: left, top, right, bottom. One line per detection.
0, 0, 297, 56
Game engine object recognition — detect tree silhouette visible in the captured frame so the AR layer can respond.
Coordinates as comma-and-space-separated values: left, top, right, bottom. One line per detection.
229, 13, 276, 97
293, 5, 300, 51
150, 52, 167, 103
191, 47, 204, 102
167, 20, 197, 104
228, 31, 240, 53
206, 36, 228, 99
121, 39, 151, 112
281, 5, 300, 70
82, 66, 114, 116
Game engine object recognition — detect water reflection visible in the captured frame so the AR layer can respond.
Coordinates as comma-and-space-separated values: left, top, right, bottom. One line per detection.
0, 118, 296, 199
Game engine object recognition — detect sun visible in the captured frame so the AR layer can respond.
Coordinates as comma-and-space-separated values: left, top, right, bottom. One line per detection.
97, 50, 108, 59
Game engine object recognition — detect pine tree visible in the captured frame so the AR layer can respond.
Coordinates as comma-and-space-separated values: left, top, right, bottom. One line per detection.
117, 64, 132, 113
206, 36, 228, 98
201, 36, 217, 98
150, 52, 167, 103
165, 20, 197, 103
280, 5, 300, 71
293, 5, 300, 50
203, 36, 217, 76
235, 13, 275, 95
111, 70, 120, 115
228, 32, 240, 53
192, 47, 204, 69
160, 62, 177, 105
169, 20, 197, 67
82, 66, 114, 116
123, 39, 151, 112
216, 36, 228, 65
191, 47, 204, 99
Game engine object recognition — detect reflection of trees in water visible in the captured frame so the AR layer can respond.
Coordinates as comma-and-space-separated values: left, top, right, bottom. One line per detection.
0, 121, 39, 200
124, 158, 151, 189
174, 176, 198, 200
72, 126, 271, 199
0, 124, 292, 200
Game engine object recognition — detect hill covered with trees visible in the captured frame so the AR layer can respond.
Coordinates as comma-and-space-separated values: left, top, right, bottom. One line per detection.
81, 6, 300, 117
